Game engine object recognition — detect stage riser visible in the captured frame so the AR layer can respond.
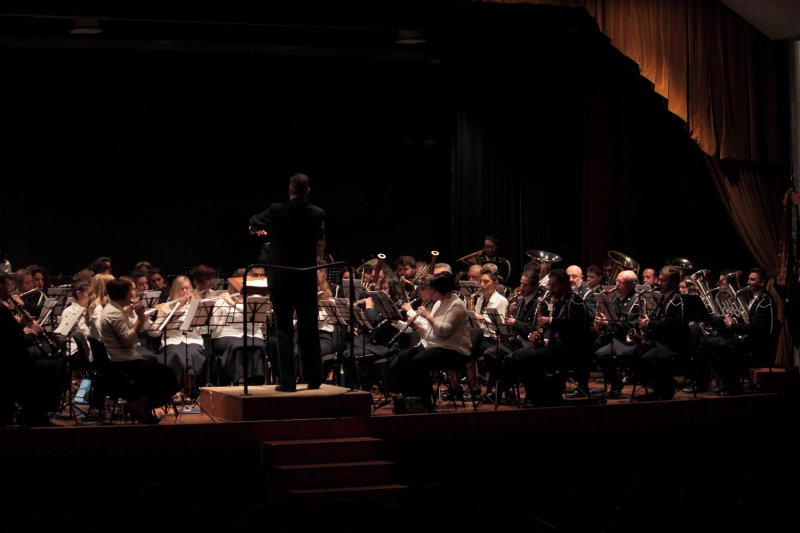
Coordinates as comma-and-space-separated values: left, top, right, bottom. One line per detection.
262, 437, 383, 466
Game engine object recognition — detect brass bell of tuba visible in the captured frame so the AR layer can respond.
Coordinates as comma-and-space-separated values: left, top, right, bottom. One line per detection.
665, 257, 696, 278
606, 250, 639, 285
525, 249, 562, 287
456, 249, 483, 266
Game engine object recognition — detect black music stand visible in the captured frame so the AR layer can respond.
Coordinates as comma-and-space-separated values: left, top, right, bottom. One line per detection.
225, 295, 271, 387
482, 308, 513, 340
320, 298, 351, 386
140, 290, 162, 308
53, 302, 89, 422
366, 290, 403, 322
171, 298, 217, 421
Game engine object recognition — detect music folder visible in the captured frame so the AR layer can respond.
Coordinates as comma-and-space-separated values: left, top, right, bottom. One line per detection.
227, 276, 269, 296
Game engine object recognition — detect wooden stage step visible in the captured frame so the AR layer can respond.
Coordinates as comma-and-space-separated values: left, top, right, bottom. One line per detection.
262, 436, 407, 508
197, 383, 372, 421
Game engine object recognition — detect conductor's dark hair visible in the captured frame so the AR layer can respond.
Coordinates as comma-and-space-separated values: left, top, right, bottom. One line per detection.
106, 278, 132, 301
289, 173, 310, 196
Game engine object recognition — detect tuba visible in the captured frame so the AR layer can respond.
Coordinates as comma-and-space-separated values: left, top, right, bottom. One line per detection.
666, 257, 696, 279
606, 250, 639, 285
715, 271, 750, 326
457, 249, 483, 266
525, 249, 562, 289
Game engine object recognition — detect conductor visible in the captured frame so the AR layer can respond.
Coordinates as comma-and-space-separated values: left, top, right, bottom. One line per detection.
249, 173, 326, 392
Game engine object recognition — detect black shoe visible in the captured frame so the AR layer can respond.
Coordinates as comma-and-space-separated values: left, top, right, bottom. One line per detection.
607, 390, 623, 400
707, 386, 722, 395
565, 390, 587, 399
306, 383, 321, 390
275, 384, 297, 393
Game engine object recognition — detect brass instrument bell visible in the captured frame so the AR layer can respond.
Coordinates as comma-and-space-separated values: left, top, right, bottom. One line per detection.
606, 250, 640, 284
665, 257, 696, 278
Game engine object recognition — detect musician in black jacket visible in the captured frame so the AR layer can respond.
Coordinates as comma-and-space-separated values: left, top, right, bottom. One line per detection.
699, 268, 775, 395
593, 270, 641, 398
249, 173, 326, 392
505, 269, 588, 405
632, 266, 686, 400
483, 269, 539, 403
0, 271, 65, 426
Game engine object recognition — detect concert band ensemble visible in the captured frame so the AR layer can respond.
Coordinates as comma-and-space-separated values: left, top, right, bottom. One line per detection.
0, 231, 778, 425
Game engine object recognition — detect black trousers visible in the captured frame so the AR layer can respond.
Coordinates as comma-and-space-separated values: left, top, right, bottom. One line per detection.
271, 274, 322, 388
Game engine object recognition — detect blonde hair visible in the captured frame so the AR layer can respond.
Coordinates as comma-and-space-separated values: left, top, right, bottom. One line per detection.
169, 275, 192, 301
87, 273, 115, 315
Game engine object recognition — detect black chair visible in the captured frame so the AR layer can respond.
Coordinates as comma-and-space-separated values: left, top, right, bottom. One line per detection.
86, 336, 134, 409
746, 318, 782, 392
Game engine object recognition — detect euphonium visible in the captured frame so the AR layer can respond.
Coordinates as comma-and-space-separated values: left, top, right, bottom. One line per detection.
688, 269, 722, 316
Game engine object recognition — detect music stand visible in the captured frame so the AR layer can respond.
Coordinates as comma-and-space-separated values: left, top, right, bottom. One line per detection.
595, 292, 619, 323
224, 295, 271, 388
140, 290, 162, 308
458, 280, 480, 298
54, 302, 89, 422
171, 298, 217, 421
341, 279, 363, 299
320, 298, 352, 386
366, 291, 403, 321
482, 308, 513, 339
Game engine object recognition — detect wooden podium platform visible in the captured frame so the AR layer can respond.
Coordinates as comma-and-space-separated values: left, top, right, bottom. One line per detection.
196, 384, 373, 421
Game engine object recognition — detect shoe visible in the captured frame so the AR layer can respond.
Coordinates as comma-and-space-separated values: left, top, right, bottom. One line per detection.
706, 386, 722, 395
607, 390, 623, 400
274, 384, 297, 393
306, 383, 321, 390
565, 390, 587, 399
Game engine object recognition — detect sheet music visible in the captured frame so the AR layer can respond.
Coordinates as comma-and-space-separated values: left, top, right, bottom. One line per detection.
141, 290, 163, 307
482, 308, 513, 337
595, 292, 618, 322
366, 290, 402, 321
38, 298, 59, 332
54, 302, 85, 336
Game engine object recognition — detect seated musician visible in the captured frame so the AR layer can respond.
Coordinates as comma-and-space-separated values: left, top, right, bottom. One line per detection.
391, 273, 471, 412
480, 235, 511, 284
631, 266, 686, 401
388, 275, 435, 400
191, 264, 218, 298
565, 265, 598, 397
593, 270, 640, 399
57, 278, 92, 357
468, 268, 509, 398
99, 278, 179, 423
209, 267, 268, 385
483, 269, 539, 403
0, 271, 65, 426
504, 269, 588, 405
87, 273, 115, 339
13, 268, 42, 318
154, 276, 208, 390
148, 267, 168, 291
699, 268, 775, 395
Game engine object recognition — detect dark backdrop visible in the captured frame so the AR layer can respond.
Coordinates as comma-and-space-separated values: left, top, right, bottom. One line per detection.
0, 4, 753, 283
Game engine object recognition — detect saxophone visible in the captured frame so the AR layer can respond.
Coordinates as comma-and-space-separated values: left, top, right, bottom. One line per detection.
527, 293, 549, 349
625, 291, 647, 344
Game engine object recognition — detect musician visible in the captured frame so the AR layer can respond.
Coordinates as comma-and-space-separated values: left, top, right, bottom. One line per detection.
13, 268, 41, 318
191, 264, 218, 298
699, 268, 774, 395
432, 263, 452, 275
585, 265, 604, 293
388, 276, 435, 398
641, 268, 660, 290
28, 264, 50, 293
468, 268, 509, 397
565, 265, 597, 397
480, 235, 511, 283
90, 256, 113, 275
0, 271, 66, 426
483, 269, 539, 403
391, 273, 471, 412
134, 261, 152, 275
57, 278, 92, 357
249, 173, 326, 392
99, 278, 179, 424
87, 273, 115, 339
209, 269, 268, 386
148, 268, 167, 291
632, 266, 685, 401
505, 269, 588, 405
132, 271, 150, 295
395, 256, 416, 281
593, 270, 641, 399
155, 276, 208, 390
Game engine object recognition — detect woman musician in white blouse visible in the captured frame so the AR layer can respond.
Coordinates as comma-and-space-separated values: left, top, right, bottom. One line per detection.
152, 275, 208, 392
209, 267, 268, 385
390, 272, 472, 412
